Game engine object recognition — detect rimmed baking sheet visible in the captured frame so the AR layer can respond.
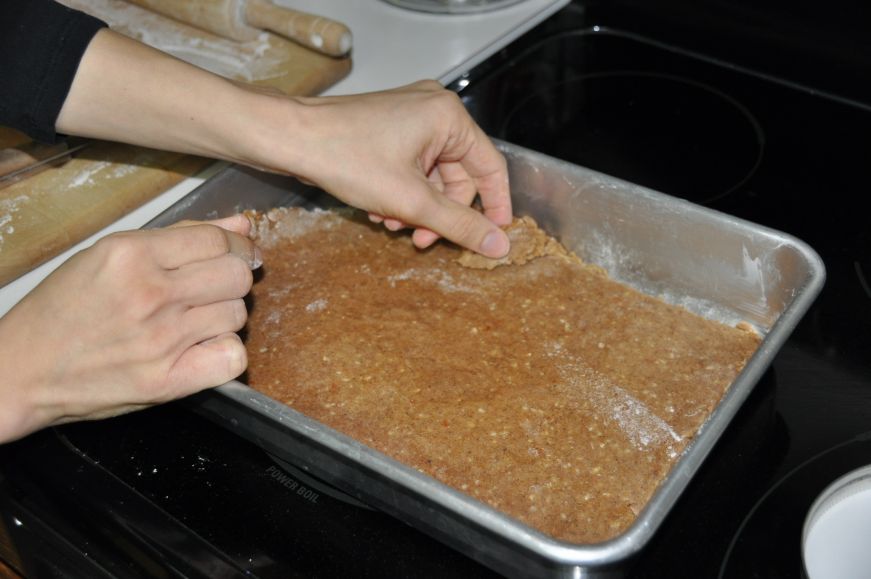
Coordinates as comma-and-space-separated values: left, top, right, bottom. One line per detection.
149, 141, 825, 578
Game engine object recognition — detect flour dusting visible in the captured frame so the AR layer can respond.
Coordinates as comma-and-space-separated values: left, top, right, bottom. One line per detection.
546, 342, 684, 458
58, 0, 285, 82
253, 207, 348, 245
0, 195, 30, 246
388, 267, 477, 294
68, 161, 113, 188
305, 298, 328, 312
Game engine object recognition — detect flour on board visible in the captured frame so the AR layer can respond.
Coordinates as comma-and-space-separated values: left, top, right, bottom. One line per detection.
58, 0, 285, 82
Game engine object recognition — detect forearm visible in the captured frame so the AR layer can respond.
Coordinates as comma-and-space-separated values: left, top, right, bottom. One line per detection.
55, 28, 285, 168
56, 28, 511, 257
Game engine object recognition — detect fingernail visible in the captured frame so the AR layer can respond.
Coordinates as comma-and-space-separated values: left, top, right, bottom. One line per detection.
245, 213, 257, 238
250, 247, 263, 270
481, 230, 510, 258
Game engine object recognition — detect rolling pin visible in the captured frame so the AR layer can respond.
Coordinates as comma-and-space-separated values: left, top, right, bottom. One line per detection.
124, 0, 353, 57
0, 141, 89, 190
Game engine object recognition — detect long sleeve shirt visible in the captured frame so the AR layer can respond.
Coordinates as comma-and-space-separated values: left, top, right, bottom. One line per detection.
0, 0, 106, 142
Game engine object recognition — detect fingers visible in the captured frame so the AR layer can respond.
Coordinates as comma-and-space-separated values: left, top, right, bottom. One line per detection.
415, 138, 511, 255
411, 227, 440, 249
423, 132, 510, 256
424, 90, 512, 228
160, 217, 255, 395
370, 160, 499, 252
410, 162, 475, 249
154, 220, 260, 270
413, 178, 510, 258
210, 213, 253, 237
166, 333, 248, 397
171, 214, 253, 237
383, 218, 405, 231
376, 101, 511, 254
167, 254, 254, 307
369, 172, 509, 256
457, 126, 512, 227
181, 299, 248, 345
369, 212, 409, 232
286, 82, 513, 257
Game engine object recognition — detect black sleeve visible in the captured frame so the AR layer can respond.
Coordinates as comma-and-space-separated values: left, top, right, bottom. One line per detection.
0, 0, 107, 143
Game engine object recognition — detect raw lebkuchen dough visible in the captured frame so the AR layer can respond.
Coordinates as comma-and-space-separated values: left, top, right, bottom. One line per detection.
243, 207, 760, 543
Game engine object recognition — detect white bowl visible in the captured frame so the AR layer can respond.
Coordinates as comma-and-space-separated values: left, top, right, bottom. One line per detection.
803, 464, 871, 579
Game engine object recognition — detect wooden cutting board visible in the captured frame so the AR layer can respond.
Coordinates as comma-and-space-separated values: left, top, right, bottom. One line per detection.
0, 0, 351, 288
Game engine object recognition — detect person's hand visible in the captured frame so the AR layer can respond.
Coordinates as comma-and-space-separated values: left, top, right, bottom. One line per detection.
246, 80, 513, 257
55, 31, 510, 257
0, 215, 259, 443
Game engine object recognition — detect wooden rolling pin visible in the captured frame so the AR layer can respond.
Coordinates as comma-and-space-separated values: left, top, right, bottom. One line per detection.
124, 0, 352, 56
0, 141, 87, 190
0, 142, 68, 179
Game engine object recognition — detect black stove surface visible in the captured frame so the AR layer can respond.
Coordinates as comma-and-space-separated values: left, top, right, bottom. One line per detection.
2, 2, 870, 578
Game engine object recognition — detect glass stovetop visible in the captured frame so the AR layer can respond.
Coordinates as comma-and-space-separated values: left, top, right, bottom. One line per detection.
451, 15, 871, 577
2, 4, 870, 578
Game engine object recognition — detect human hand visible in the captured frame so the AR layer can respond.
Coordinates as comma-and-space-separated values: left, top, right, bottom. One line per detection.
249, 80, 513, 257
56, 31, 508, 256
0, 215, 259, 443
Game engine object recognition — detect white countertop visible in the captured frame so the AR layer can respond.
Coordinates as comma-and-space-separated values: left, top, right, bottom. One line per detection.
0, 0, 567, 316
290, 0, 568, 94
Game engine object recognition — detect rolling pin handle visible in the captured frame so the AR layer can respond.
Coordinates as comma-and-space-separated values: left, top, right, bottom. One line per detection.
244, 0, 352, 57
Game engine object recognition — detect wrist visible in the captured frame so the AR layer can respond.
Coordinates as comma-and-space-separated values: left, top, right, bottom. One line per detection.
0, 316, 40, 443
0, 301, 67, 444
222, 88, 312, 176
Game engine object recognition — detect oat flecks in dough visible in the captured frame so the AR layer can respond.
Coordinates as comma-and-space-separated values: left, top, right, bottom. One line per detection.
457, 215, 573, 270
243, 207, 761, 544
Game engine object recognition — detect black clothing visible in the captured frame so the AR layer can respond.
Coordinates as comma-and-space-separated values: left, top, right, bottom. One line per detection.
0, 0, 106, 142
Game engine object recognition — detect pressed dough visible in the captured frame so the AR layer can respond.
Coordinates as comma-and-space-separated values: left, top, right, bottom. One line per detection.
243, 207, 760, 543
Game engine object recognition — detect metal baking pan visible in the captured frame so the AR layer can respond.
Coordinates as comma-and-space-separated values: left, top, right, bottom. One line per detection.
147, 141, 825, 578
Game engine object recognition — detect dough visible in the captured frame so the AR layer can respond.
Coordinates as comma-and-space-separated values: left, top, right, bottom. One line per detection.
243, 207, 760, 543
456, 215, 572, 269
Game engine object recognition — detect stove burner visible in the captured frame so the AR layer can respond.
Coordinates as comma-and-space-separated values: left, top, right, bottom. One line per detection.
718, 432, 871, 578
499, 72, 765, 204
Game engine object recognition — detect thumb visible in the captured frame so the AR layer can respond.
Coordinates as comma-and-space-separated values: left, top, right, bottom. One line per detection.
412, 180, 510, 258
166, 333, 247, 396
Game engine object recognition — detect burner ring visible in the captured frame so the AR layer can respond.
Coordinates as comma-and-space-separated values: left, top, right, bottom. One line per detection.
499, 71, 765, 204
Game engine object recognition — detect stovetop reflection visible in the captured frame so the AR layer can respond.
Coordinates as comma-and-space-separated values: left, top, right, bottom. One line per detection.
495, 68, 764, 204
53, 405, 500, 578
